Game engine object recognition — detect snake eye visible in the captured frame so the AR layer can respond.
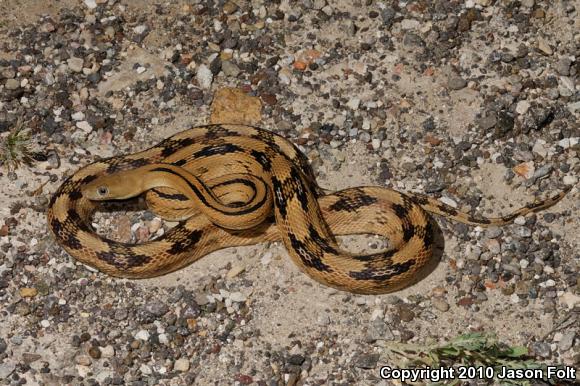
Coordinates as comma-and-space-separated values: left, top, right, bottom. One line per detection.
97, 186, 109, 196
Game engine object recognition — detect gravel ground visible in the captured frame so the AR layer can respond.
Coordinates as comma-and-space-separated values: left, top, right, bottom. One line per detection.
0, 0, 579, 385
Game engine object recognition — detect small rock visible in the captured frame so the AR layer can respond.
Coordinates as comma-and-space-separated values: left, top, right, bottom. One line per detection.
0, 363, 16, 380
144, 301, 169, 317
353, 353, 380, 369
140, 364, 152, 375
532, 342, 551, 358
557, 331, 575, 352
71, 111, 85, 121
227, 264, 245, 278
432, 298, 450, 312
19, 287, 38, 297
401, 19, 420, 30
135, 330, 150, 341
196, 64, 213, 89
133, 25, 148, 35
346, 97, 360, 110
513, 161, 535, 179
537, 38, 553, 55
485, 227, 502, 239
174, 358, 190, 372
448, 75, 467, 90
516, 101, 531, 115
76, 121, 93, 133
221, 61, 240, 77
555, 57, 572, 76
100, 345, 115, 358
88, 346, 101, 359
229, 291, 247, 303
76, 355, 92, 366
4, 78, 20, 90
84, 0, 97, 9
67, 57, 84, 73
478, 114, 497, 130
563, 175, 577, 185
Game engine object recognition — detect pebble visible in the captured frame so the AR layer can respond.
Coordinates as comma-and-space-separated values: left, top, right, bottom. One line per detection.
558, 77, 574, 97
226, 264, 245, 278
222, 61, 240, 77
353, 353, 380, 369
401, 19, 420, 30
532, 342, 551, 358
135, 330, 150, 341
431, 298, 450, 312
67, 57, 84, 72
516, 100, 531, 115
563, 175, 578, 185
346, 97, 360, 110
140, 364, 152, 375
448, 75, 467, 90
557, 331, 575, 352
19, 287, 38, 297
76, 121, 93, 133
0, 363, 16, 379
229, 291, 247, 303
4, 78, 19, 90
76, 355, 92, 366
196, 64, 213, 89
485, 227, 502, 239
174, 358, 190, 372
83, 0, 97, 9
100, 345, 115, 358
537, 38, 553, 55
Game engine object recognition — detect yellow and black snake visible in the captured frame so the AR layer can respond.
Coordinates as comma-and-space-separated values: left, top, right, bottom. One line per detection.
47, 124, 571, 294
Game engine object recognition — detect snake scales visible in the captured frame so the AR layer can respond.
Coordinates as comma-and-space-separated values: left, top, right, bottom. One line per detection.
47, 124, 570, 294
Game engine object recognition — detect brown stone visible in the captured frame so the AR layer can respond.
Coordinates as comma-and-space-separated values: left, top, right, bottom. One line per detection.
210, 88, 262, 125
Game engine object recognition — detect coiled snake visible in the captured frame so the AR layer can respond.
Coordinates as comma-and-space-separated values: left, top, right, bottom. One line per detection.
47, 124, 570, 294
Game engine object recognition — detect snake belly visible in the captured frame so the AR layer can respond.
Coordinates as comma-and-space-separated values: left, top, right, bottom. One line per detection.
47, 124, 570, 294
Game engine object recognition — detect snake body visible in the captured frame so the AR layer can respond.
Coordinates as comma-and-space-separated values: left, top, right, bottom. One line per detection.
47, 124, 570, 294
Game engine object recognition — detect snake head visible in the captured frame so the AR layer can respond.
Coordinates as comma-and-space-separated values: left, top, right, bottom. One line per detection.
82, 179, 115, 200
82, 173, 140, 201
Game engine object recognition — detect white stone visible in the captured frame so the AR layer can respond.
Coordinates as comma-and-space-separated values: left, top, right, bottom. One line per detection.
100, 345, 115, 358
174, 358, 190, 372
196, 64, 213, 89
77, 365, 91, 377
516, 100, 530, 115
133, 25, 148, 34
401, 19, 420, 30
67, 57, 84, 72
84, 0, 97, 9
71, 111, 85, 121
559, 292, 580, 309
346, 97, 360, 110
40, 320, 50, 328
563, 175, 578, 185
75, 121, 92, 133
229, 291, 247, 303
140, 364, 152, 375
439, 196, 458, 208
135, 330, 150, 341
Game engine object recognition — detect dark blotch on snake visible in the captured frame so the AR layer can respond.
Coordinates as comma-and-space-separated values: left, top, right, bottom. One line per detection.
288, 233, 332, 272
271, 176, 287, 218
349, 259, 415, 281
250, 149, 272, 172
193, 143, 243, 158
392, 203, 408, 219
167, 230, 203, 254
402, 220, 416, 242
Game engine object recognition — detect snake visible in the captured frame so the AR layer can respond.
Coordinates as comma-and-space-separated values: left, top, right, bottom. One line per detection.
47, 124, 571, 294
